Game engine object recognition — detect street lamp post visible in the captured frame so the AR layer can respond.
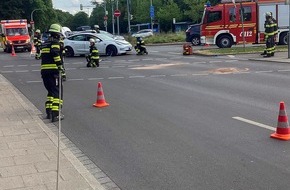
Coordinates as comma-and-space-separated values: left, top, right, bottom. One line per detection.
30, 9, 41, 31
30, 9, 42, 43
127, 0, 131, 34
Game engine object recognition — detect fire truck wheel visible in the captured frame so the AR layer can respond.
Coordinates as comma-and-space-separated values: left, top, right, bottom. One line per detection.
279, 32, 288, 45
217, 35, 232, 48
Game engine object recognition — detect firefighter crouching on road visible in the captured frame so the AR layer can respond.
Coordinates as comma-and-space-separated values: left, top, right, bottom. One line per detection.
34, 29, 42, 59
134, 37, 148, 55
261, 12, 277, 57
86, 38, 100, 67
41, 23, 65, 122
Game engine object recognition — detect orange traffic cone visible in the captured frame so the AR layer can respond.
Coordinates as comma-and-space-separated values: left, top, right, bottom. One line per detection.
30, 44, 36, 56
93, 82, 109, 108
270, 101, 290, 140
11, 45, 16, 56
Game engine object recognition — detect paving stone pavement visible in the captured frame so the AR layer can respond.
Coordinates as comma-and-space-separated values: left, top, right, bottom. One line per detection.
0, 74, 109, 190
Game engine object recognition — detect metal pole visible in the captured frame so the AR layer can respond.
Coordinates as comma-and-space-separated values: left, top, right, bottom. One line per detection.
112, 0, 115, 35
56, 71, 62, 190
105, 3, 108, 32
150, 0, 153, 30
116, 0, 119, 35
127, 0, 131, 34
288, 2, 290, 58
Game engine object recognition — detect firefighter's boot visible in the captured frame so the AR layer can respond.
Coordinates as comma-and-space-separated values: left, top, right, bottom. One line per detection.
51, 111, 64, 122
46, 108, 51, 119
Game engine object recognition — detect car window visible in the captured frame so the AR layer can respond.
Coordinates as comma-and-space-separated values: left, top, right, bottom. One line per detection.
69, 35, 86, 41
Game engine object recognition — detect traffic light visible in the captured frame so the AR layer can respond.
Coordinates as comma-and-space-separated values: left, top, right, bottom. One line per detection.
80, 4, 83, 10
130, 14, 133, 20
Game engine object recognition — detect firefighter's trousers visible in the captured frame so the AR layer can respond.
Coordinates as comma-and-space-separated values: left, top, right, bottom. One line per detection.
265, 36, 275, 56
42, 71, 63, 117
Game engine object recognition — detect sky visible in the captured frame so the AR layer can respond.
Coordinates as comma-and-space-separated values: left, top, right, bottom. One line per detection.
52, 0, 103, 16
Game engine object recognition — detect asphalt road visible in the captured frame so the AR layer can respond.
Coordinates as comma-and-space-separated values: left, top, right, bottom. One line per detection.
1, 45, 290, 190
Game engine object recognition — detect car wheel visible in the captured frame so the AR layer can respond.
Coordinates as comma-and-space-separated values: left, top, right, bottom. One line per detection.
279, 32, 288, 45
191, 36, 200, 46
106, 45, 117, 56
217, 35, 233, 48
65, 46, 74, 57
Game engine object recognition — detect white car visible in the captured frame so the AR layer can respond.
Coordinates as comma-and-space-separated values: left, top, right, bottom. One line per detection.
132, 29, 153, 38
64, 33, 132, 57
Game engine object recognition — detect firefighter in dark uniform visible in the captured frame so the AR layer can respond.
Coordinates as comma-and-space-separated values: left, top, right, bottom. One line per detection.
135, 37, 148, 55
262, 12, 276, 57
41, 23, 65, 122
34, 29, 42, 59
86, 38, 100, 67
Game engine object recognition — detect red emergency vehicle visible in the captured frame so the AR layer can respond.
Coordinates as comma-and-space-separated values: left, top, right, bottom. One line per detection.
200, 0, 288, 48
0, 19, 31, 53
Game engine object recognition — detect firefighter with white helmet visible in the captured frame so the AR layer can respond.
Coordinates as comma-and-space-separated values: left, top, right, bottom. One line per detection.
86, 38, 100, 67
40, 23, 65, 122
34, 29, 41, 59
261, 12, 277, 57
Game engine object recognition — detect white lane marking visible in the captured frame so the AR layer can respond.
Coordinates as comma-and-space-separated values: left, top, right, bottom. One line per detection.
209, 61, 222, 63
278, 69, 290, 72
232, 116, 275, 131
128, 65, 142, 67
194, 62, 207, 64
18, 65, 28, 67
16, 70, 29, 73
88, 78, 104, 80
32, 70, 40, 72
225, 60, 239, 62
129, 76, 145, 78
192, 73, 209, 76
128, 59, 141, 62
4, 65, 14, 68
171, 74, 188, 77
150, 75, 166, 78
112, 66, 126, 68
255, 70, 273, 73
108, 77, 124, 79
142, 58, 154, 61
27, 80, 42, 83
168, 52, 182, 55
65, 68, 77, 70
67, 78, 84, 81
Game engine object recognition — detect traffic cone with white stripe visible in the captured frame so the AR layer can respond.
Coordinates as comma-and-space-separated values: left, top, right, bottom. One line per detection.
93, 82, 109, 108
11, 45, 16, 56
270, 101, 290, 140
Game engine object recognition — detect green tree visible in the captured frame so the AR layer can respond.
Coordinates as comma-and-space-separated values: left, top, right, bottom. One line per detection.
71, 12, 89, 30
156, 0, 182, 32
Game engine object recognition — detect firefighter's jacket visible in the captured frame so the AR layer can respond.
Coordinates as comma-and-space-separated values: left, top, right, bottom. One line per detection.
40, 39, 62, 74
89, 45, 99, 60
34, 34, 41, 47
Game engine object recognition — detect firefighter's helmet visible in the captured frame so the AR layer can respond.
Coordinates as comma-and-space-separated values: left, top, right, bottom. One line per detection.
48, 24, 62, 35
265, 12, 271, 18
35, 29, 41, 33
89, 38, 95, 43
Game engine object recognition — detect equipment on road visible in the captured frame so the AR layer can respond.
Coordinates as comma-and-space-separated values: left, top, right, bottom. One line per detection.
93, 82, 109, 108
270, 101, 290, 141
183, 43, 193, 55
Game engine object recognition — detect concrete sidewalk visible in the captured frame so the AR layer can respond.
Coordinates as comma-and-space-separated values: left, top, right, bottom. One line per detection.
0, 74, 109, 190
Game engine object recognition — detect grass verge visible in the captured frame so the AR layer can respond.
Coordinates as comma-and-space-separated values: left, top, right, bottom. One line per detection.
195, 45, 288, 55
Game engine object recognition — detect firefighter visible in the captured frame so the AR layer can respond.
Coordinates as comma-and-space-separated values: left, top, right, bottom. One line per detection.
261, 12, 276, 57
40, 23, 65, 122
59, 36, 67, 81
134, 37, 148, 55
34, 29, 42, 59
86, 38, 100, 67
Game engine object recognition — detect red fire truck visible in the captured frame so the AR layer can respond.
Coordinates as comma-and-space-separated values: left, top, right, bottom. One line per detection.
200, 0, 288, 48
0, 19, 31, 53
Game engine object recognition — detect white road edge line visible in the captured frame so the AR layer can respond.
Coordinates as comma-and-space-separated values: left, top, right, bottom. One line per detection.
232, 116, 275, 131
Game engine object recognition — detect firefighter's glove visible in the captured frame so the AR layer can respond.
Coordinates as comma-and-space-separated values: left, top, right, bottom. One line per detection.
58, 65, 64, 72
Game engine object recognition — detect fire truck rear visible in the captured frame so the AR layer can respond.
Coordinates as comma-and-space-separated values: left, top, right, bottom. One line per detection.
200, 0, 288, 48
0, 19, 31, 53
